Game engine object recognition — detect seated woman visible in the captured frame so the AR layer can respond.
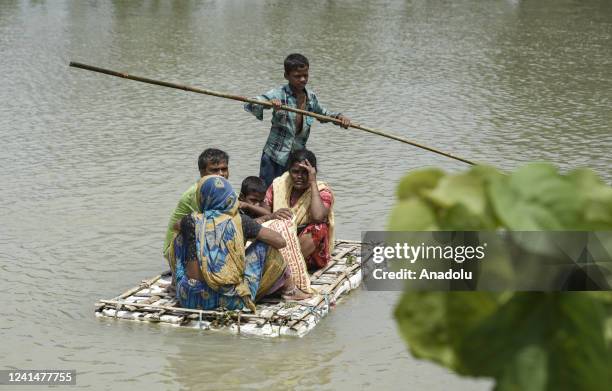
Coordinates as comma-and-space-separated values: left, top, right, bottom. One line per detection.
169, 175, 298, 311
261, 149, 335, 271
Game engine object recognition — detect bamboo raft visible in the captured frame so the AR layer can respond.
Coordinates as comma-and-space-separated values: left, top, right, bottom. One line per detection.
95, 240, 368, 338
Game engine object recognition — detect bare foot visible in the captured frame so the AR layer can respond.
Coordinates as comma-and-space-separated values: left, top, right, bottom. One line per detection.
282, 287, 312, 301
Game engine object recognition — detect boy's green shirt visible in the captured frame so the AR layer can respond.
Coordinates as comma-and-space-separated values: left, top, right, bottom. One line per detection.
163, 183, 199, 258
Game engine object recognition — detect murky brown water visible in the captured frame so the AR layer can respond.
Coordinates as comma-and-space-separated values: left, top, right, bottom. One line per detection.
1, 0, 610, 389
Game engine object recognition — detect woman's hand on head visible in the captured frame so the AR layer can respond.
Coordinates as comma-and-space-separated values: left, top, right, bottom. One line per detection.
298, 160, 317, 184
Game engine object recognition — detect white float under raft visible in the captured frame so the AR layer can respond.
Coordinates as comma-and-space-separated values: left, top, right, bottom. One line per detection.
95, 240, 368, 338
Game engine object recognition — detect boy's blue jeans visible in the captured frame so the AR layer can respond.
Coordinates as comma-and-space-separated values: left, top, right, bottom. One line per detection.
259, 152, 286, 188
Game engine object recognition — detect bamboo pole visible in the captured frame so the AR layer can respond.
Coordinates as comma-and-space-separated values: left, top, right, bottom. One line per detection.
114, 274, 162, 300
69, 61, 475, 165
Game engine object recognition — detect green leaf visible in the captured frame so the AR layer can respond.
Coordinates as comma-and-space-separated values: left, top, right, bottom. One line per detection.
395, 292, 612, 390
495, 345, 548, 391
469, 164, 506, 183
438, 203, 497, 230
488, 163, 588, 230
488, 173, 563, 230
457, 293, 612, 390
425, 172, 488, 216
568, 169, 612, 229
394, 292, 501, 371
391, 164, 612, 391
388, 198, 438, 230
396, 168, 445, 200
567, 168, 604, 189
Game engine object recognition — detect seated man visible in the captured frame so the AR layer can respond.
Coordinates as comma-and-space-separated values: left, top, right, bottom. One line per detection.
163, 148, 230, 265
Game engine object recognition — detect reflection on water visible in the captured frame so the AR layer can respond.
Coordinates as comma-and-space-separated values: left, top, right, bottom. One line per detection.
1, 0, 610, 389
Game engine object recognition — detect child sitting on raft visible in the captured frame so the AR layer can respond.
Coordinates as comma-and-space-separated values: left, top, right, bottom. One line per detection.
238, 176, 270, 219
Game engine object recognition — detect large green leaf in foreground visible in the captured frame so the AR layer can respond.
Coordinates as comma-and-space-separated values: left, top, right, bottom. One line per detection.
458, 293, 612, 390
392, 164, 612, 390
394, 292, 501, 369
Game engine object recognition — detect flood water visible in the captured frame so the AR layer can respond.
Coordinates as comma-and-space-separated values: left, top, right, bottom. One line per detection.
1, 0, 610, 390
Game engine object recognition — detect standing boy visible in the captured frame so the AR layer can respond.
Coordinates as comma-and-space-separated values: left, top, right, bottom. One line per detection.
244, 53, 351, 187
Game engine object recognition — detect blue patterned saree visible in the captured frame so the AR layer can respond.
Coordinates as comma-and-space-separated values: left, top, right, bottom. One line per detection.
173, 176, 271, 312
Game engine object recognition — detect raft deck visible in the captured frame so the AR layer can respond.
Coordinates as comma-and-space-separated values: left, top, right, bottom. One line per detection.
95, 240, 367, 337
